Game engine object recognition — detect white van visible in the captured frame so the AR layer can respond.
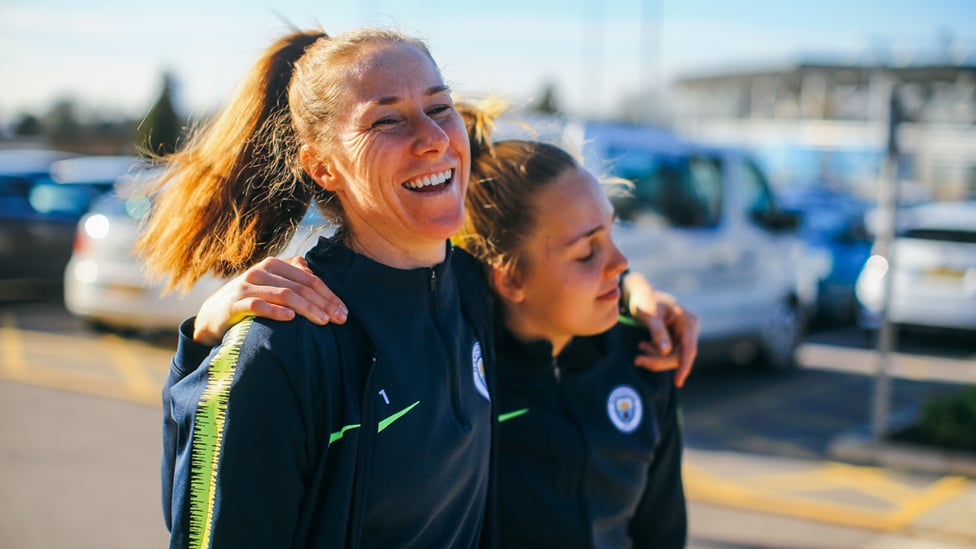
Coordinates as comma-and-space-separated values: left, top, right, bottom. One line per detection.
500, 117, 817, 369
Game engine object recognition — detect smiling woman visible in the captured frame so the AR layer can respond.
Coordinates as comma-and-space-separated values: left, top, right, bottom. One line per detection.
297, 39, 469, 268
135, 27, 497, 548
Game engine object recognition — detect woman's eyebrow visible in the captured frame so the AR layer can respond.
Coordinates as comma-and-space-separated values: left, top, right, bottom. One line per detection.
563, 213, 616, 247
372, 85, 451, 106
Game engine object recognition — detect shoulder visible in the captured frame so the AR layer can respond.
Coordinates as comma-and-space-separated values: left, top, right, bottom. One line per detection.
608, 320, 648, 349
223, 315, 370, 382
584, 320, 647, 362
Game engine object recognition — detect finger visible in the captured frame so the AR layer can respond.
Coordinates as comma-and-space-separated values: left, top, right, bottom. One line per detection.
654, 289, 678, 307
633, 353, 680, 372
637, 340, 665, 356
675, 351, 692, 387
638, 309, 673, 355
272, 259, 348, 323
251, 284, 333, 325
674, 316, 700, 388
235, 298, 298, 323
283, 255, 313, 273
245, 260, 348, 324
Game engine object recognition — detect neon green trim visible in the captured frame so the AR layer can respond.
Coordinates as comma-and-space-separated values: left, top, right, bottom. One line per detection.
328, 423, 362, 446
617, 314, 642, 328
188, 317, 254, 549
328, 401, 421, 446
498, 408, 529, 423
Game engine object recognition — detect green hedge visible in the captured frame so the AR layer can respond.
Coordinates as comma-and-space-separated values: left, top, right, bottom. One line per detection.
891, 387, 976, 452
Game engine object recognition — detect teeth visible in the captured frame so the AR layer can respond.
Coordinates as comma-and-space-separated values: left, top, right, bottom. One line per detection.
405, 169, 452, 189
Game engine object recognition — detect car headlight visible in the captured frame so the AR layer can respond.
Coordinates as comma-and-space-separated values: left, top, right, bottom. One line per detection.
83, 214, 111, 239
854, 254, 888, 312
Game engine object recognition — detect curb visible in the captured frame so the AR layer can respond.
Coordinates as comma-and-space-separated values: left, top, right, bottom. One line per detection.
828, 432, 976, 478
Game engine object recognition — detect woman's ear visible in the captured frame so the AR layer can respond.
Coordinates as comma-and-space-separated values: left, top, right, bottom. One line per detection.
490, 263, 527, 304
300, 145, 338, 191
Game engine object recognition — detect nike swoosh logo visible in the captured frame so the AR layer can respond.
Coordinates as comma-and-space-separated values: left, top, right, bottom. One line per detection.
378, 401, 420, 432
328, 401, 421, 446
498, 408, 529, 423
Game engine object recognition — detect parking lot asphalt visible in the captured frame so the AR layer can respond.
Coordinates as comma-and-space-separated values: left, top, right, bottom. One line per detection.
1, 299, 975, 548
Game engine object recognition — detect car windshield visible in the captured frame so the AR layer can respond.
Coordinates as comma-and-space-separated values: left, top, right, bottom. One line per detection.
29, 183, 107, 216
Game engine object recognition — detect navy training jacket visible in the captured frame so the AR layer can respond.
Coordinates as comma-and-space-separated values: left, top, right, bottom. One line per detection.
494, 321, 687, 548
161, 238, 498, 548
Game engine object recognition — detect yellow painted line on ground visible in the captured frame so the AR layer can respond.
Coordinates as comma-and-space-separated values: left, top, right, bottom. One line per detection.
0, 321, 166, 407
0, 311, 27, 376
820, 462, 923, 503
748, 462, 921, 504
0, 362, 161, 407
885, 475, 970, 527
102, 333, 163, 403
683, 459, 969, 531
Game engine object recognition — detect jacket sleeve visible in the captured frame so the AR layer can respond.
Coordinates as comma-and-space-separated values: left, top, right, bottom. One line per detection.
162, 317, 216, 530
166, 317, 314, 548
629, 370, 688, 549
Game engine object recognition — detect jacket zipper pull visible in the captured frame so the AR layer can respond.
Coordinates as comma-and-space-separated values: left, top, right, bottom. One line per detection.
552, 356, 562, 383
430, 269, 437, 293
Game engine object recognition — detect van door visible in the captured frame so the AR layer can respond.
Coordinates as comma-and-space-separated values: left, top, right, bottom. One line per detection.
724, 154, 800, 333
608, 148, 760, 342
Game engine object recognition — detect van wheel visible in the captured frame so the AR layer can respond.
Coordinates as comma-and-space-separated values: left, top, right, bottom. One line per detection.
759, 299, 802, 370
84, 319, 114, 334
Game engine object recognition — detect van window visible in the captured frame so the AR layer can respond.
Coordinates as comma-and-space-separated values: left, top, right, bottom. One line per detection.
737, 158, 777, 223
609, 147, 722, 228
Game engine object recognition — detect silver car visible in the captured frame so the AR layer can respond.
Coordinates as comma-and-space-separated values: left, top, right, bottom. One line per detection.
1, 153, 140, 296
63, 172, 331, 332
856, 200, 976, 333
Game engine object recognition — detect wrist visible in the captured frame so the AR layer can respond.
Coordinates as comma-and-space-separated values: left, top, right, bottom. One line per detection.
618, 270, 631, 316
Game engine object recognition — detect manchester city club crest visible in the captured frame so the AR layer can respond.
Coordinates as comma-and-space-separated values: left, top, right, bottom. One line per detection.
472, 341, 490, 401
606, 385, 642, 433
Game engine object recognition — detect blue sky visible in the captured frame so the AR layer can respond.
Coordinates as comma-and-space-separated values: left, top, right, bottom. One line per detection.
2, 0, 974, 122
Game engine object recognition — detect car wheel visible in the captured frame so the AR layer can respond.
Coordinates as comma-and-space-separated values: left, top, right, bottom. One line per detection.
84, 319, 114, 334
759, 298, 802, 370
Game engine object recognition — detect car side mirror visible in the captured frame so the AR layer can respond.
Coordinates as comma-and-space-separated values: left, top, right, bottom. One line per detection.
752, 209, 800, 232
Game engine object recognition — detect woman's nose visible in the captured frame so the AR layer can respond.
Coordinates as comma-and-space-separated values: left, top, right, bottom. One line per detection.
411, 115, 450, 156
607, 241, 629, 276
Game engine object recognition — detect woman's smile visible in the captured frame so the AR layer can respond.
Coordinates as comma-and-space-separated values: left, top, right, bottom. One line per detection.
403, 168, 454, 192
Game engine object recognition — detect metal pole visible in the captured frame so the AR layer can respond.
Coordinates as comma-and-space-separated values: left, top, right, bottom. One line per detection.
582, 0, 605, 118
639, 0, 661, 123
870, 86, 901, 441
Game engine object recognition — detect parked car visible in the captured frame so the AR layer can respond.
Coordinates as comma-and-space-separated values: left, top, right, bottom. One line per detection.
0, 152, 138, 297
855, 200, 976, 334
0, 148, 77, 178
64, 171, 333, 333
778, 186, 873, 324
505, 119, 810, 368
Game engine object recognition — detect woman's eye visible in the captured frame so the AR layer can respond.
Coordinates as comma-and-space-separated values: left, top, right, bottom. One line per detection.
427, 104, 452, 118
577, 248, 596, 262
372, 117, 400, 129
